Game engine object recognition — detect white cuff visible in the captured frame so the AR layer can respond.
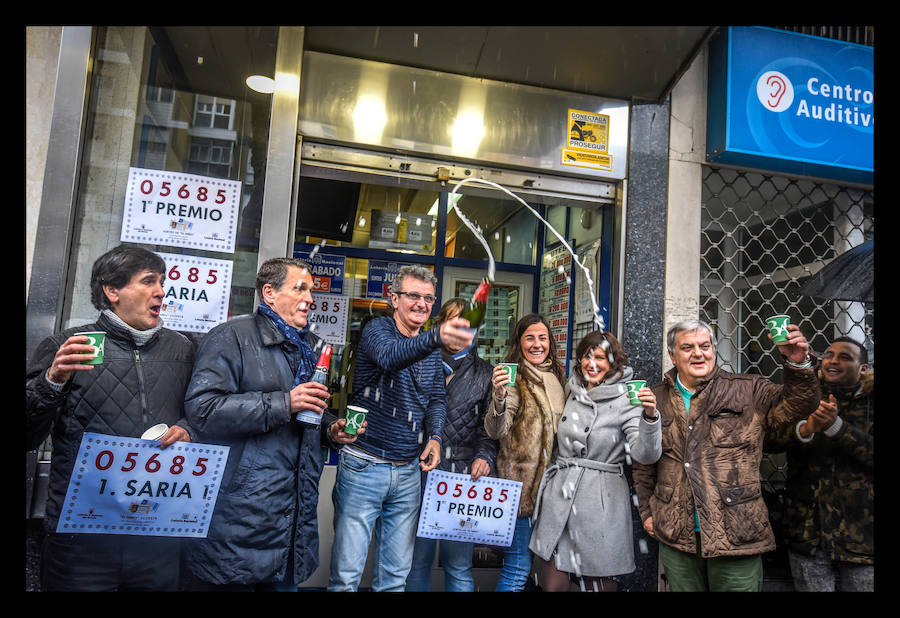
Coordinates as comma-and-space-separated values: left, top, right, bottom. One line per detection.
795, 420, 815, 443
823, 416, 844, 438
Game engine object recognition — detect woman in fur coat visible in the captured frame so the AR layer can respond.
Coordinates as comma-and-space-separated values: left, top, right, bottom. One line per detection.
529, 330, 662, 591
485, 314, 566, 591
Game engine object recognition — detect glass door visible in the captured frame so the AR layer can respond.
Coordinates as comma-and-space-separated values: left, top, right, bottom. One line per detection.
440, 266, 534, 365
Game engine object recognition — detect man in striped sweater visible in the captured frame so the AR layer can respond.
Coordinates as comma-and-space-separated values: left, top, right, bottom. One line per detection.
328, 265, 475, 591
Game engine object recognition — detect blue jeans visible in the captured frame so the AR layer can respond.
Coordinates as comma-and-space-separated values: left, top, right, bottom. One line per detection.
406, 536, 475, 592
495, 516, 534, 591
328, 451, 421, 592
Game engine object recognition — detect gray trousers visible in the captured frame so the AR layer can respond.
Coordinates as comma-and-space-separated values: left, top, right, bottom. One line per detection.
788, 550, 874, 592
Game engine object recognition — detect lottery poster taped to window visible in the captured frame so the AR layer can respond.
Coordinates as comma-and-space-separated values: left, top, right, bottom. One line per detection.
156, 252, 233, 333
56, 433, 229, 538
121, 167, 241, 253
294, 249, 346, 295
308, 293, 350, 346
539, 245, 572, 363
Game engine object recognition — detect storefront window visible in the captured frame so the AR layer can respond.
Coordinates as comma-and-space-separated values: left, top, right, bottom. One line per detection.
446, 193, 537, 265
62, 26, 278, 336
295, 175, 439, 256
544, 204, 568, 248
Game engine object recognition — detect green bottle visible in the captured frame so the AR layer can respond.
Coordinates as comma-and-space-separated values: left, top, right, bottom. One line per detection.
461, 278, 491, 329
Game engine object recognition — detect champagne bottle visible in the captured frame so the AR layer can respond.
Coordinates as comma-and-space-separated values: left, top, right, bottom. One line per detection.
296, 344, 332, 426
461, 278, 491, 329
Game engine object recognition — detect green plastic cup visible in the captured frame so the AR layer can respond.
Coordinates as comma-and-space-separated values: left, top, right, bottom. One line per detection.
499, 363, 518, 385
626, 380, 647, 405
765, 315, 791, 345
75, 331, 106, 365
344, 405, 368, 435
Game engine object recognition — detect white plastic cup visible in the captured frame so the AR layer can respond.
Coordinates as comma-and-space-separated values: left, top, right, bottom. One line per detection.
141, 424, 169, 441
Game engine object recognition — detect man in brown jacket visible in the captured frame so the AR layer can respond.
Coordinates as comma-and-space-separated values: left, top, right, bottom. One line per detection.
633, 319, 820, 591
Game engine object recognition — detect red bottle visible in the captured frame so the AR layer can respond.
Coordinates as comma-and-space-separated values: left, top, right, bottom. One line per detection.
296, 344, 332, 425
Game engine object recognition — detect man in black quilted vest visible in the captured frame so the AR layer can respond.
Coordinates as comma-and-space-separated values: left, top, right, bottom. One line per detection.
26, 244, 196, 591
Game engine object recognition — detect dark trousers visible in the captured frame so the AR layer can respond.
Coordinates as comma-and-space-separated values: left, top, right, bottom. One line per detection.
42, 533, 182, 591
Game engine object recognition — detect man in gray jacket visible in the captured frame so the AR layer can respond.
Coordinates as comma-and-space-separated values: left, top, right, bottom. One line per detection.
26, 244, 196, 591
183, 257, 363, 591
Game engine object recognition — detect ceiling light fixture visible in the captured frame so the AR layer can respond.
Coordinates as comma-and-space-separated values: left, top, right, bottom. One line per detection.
246, 75, 275, 94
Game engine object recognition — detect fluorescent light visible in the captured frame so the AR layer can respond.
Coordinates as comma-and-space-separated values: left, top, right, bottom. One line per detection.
451, 110, 485, 157
353, 95, 387, 144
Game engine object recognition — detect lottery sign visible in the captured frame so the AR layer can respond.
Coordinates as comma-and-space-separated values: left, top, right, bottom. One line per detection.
416, 470, 521, 547
307, 293, 350, 346
121, 167, 240, 253
57, 432, 229, 538
295, 249, 346, 295
156, 252, 233, 333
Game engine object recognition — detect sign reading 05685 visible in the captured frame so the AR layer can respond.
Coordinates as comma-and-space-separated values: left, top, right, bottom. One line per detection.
92, 448, 213, 499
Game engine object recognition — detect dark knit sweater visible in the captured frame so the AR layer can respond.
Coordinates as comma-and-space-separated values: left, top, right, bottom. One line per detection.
350, 316, 446, 461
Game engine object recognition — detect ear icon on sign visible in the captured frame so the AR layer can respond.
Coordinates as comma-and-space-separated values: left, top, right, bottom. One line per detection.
765, 75, 787, 108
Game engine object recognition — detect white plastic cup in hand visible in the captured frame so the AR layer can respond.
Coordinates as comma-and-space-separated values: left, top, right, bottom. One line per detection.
141, 424, 168, 441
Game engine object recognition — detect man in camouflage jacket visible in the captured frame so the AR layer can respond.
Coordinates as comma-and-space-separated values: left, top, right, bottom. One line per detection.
764, 337, 873, 591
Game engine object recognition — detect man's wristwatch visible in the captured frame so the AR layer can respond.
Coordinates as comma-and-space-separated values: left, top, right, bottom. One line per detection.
784, 354, 812, 368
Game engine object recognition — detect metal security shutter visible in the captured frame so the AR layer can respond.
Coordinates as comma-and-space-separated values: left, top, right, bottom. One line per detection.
700, 164, 874, 590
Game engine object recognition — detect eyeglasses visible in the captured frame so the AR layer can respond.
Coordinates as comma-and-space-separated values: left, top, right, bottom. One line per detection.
395, 291, 436, 304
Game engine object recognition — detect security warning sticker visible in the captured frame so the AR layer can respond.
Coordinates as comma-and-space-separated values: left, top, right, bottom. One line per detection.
561, 149, 613, 172
562, 109, 612, 171
566, 109, 610, 153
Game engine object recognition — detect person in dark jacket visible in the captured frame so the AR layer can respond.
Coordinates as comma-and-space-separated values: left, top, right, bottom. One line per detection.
182, 257, 363, 591
764, 337, 873, 591
26, 244, 196, 591
405, 297, 498, 592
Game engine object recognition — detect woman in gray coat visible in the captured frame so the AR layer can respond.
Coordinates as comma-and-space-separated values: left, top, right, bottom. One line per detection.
529, 330, 662, 591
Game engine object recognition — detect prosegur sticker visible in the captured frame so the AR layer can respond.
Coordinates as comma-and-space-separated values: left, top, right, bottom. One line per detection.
562, 109, 613, 171
567, 109, 610, 153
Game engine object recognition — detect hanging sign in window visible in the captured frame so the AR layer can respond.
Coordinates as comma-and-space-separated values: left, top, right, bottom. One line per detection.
56, 432, 229, 538
307, 293, 350, 346
539, 245, 572, 363
156, 252, 233, 333
121, 167, 241, 253
365, 260, 434, 299
368, 210, 435, 253
416, 470, 522, 547
295, 248, 346, 295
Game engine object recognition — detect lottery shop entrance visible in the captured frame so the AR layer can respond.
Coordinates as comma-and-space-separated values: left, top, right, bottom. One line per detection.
290, 145, 617, 589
